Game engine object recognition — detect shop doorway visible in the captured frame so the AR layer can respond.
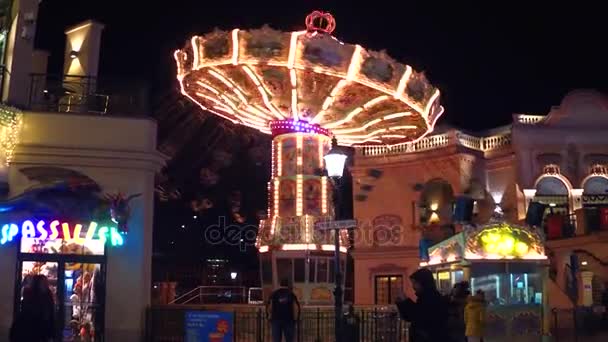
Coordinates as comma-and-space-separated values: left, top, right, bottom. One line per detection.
16, 239, 107, 342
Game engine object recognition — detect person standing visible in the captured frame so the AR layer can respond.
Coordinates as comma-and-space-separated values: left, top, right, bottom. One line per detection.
395, 268, 450, 341
267, 278, 300, 342
448, 282, 470, 342
10, 274, 56, 342
464, 290, 487, 342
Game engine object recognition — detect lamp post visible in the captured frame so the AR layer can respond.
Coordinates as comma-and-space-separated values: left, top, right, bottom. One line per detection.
323, 137, 348, 342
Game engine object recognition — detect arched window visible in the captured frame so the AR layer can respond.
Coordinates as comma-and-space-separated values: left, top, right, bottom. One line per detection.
583, 176, 608, 195
534, 175, 572, 239
535, 177, 569, 196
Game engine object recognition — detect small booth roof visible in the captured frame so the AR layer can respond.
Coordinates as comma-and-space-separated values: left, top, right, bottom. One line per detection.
423, 220, 547, 267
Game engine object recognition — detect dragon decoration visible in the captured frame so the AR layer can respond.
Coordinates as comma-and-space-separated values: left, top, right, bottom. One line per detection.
104, 192, 141, 233
0, 167, 140, 234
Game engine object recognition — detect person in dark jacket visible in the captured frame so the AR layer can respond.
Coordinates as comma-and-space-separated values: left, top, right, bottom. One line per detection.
10, 274, 56, 342
267, 278, 300, 342
395, 268, 450, 342
447, 282, 470, 342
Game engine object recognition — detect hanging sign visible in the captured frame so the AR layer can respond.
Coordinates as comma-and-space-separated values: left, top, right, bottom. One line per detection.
0, 219, 124, 246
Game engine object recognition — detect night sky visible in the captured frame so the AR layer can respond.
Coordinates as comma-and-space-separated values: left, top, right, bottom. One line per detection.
36, 0, 607, 130
32, 0, 607, 281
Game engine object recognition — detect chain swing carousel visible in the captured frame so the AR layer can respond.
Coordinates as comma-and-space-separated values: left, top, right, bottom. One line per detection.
175, 11, 443, 304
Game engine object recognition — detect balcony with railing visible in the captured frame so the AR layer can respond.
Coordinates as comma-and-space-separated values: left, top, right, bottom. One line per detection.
355, 128, 513, 160
26, 73, 149, 116
513, 114, 546, 125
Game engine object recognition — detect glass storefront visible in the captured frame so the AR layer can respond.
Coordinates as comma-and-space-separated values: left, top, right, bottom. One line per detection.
16, 235, 106, 342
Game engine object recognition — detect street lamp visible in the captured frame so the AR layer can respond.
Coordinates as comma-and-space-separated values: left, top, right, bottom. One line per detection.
230, 272, 237, 280
324, 137, 348, 178
323, 136, 348, 342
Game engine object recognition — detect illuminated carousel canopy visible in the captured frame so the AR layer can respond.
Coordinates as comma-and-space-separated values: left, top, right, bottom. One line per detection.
174, 11, 443, 146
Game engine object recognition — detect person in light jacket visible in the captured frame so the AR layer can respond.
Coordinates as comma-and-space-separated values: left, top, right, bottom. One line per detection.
464, 290, 486, 342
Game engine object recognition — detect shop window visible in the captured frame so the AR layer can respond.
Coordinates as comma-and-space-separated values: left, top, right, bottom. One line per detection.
276, 258, 293, 284
316, 259, 328, 283
20, 261, 59, 304
62, 263, 104, 339
294, 258, 305, 283
471, 274, 505, 305
470, 272, 542, 306
261, 258, 273, 285
375, 275, 403, 305
507, 273, 542, 305
308, 259, 316, 282
437, 271, 452, 294
453, 270, 464, 284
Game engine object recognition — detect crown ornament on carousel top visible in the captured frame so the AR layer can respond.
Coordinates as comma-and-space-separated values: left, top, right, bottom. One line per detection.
305, 11, 336, 35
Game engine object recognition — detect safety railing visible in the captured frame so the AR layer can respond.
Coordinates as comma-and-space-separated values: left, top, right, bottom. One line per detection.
170, 286, 249, 305
146, 305, 408, 342
356, 129, 513, 157
27, 73, 149, 116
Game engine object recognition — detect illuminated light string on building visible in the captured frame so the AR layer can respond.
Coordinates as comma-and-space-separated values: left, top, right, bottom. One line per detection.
258, 244, 347, 253
0, 219, 125, 247
0, 105, 23, 166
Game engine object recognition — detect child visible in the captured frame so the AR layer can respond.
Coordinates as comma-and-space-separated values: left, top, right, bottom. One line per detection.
464, 290, 486, 342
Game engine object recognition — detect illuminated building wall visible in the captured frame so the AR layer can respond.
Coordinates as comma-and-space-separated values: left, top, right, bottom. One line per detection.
351, 90, 608, 308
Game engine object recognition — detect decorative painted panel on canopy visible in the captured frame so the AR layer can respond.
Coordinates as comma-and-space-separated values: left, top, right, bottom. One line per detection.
174, 13, 443, 146
423, 221, 547, 265
465, 222, 546, 260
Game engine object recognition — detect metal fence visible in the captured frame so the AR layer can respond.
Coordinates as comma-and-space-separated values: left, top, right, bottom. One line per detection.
27, 73, 149, 116
552, 307, 608, 342
146, 305, 408, 342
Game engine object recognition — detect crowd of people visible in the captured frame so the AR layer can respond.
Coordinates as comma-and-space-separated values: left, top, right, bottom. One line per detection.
265, 270, 486, 342
396, 268, 486, 342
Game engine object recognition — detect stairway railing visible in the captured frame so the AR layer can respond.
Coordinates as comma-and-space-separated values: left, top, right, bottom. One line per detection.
573, 249, 608, 267
169, 286, 248, 305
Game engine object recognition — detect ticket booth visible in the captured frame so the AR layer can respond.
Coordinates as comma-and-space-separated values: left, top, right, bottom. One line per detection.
421, 220, 550, 341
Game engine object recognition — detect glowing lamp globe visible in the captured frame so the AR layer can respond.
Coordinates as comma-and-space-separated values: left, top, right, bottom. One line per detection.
324, 140, 347, 178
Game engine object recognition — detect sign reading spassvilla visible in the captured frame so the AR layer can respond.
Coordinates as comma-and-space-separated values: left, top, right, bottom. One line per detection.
185, 311, 233, 342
